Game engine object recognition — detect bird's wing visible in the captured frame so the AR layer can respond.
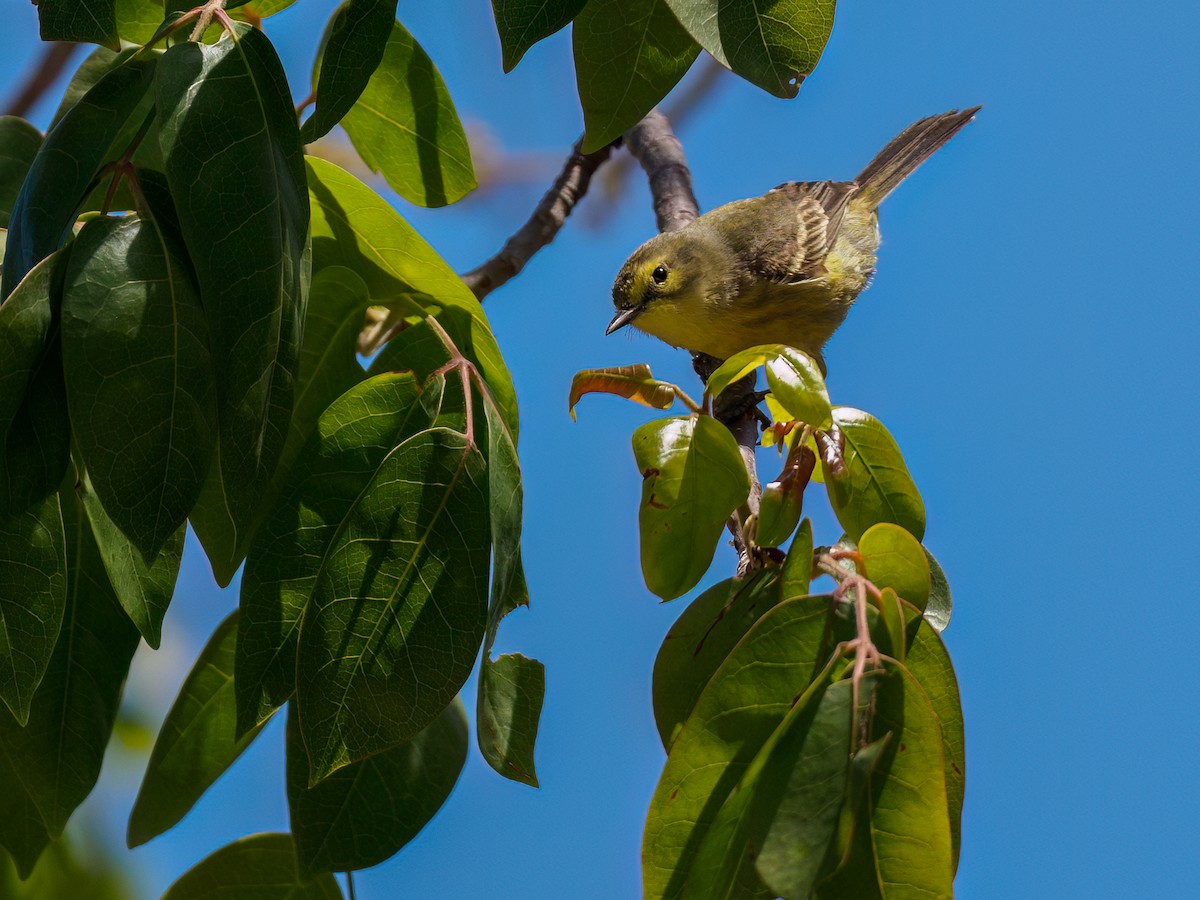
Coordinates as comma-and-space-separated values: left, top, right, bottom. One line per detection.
755, 180, 860, 283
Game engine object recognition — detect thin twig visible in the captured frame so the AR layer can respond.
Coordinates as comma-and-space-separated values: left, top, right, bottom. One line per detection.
3, 42, 80, 119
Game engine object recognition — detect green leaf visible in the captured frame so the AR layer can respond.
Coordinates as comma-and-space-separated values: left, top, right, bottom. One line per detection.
908, 623, 964, 870
868, 667, 955, 898
35, 0, 119, 50
822, 407, 925, 543
62, 212, 215, 560
2, 55, 156, 299
923, 547, 953, 633
236, 371, 442, 736
708, 344, 830, 428
0, 339, 71, 518
0, 118, 41, 231
643, 595, 834, 900
756, 442, 817, 549
275, 265, 371, 488
300, 0, 397, 144
48, 48, 131, 130
0, 484, 138, 836
0, 745, 50, 879
116, 0, 167, 44
128, 612, 272, 848
858, 523, 930, 614
288, 698, 468, 874
0, 494, 67, 724
491, 0, 588, 71
297, 427, 490, 783
160, 833, 342, 900
158, 23, 310, 577
477, 649, 544, 787
632, 415, 750, 600
338, 18, 476, 207
662, 0, 836, 98
574, 0, 699, 153
652, 570, 783, 751
239, 0, 302, 16
780, 518, 813, 600
78, 471, 182, 649
0, 251, 60, 446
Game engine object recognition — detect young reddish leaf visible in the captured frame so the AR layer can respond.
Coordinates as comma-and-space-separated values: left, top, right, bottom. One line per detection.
568, 364, 680, 420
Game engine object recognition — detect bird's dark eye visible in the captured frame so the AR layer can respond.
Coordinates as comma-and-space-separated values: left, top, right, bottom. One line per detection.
652, 264, 669, 284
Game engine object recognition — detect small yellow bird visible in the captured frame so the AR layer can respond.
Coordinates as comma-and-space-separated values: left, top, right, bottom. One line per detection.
607, 108, 980, 371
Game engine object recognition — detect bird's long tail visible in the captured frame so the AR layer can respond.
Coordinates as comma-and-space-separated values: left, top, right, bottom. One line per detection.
855, 106, 980, 205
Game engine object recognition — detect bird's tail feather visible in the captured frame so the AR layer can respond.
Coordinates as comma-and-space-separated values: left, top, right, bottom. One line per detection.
855, 107, 980, 205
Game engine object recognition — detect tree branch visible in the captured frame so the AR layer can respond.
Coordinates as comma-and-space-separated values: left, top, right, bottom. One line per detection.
623, 110, 763, 576
461, 139, 616, 300
3, 42, 80, 119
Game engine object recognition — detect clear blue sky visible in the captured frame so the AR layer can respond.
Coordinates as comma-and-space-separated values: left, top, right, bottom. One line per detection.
5, 0, 1199, 896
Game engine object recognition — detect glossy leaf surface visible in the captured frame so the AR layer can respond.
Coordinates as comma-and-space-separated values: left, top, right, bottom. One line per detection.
160, 833, 341, 900
858, 522, 931, 614
338, 18, 476, 207
574, 0, 699, 152
822, 407, 925, 543
0, 252, 59, 446
924, 547, 953, 632
288, 699, 467, 874
708, 344, 830, 429
491, 0, 588, 70
128, 613, 271, 848
663, 0, 836, 98
568, 364, 679, 420
35, 0, 119, 49
632, 415, 750, 600
0, 117, 41, 230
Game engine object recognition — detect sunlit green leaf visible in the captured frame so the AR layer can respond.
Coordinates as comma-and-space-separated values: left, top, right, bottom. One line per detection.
662, 0, 835, 98
632, 415, 750, 600
35, 0, 119, 49
491, 0, 588, 71
160, 833, 341, 900
236, 372, 442, 736
858, 522, 930, 614
822, 407, 925, 543
116, 0, 166, 44
297, 427, 490, 783
574, 0, 699, 152
652, 570, 783, 751
288, 699, 467, 874
0, 493, 66, 724
62, 212, 215, 559
158, 23, 309, 579
128, 612, 272, 848
0, 118, 41, 231
300, 0, 397, 144
643, 595, 834, 900
923, 547, 953, 633
2, 55, 155, 299
708, 344, 830, 428
780, 518, 813, 600
337, 18, 476, 207
757, 442, 817, 549
0, 484, 138, 836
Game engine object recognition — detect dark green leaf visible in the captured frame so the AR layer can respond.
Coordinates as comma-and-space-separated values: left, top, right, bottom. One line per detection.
492, 0, 588, 71
822, 407, 925, 543
923, 547, 953, 633
869, 667, 955, 897
908, 623, 964, 870
632, 415, 750, 600
300, 0, 398, 144
708, 345, 830, 429
0, 118, 41, 231
652, 570, 783, 751
288, 699, 467, 874
643, 596, 834, 900
306, 158, 516, 436
48, 48, 130, 130
0, 339, 71, 517
858, 522, 930, 614
0, 494, 66, 724
0, 484, 138, 836
2, 56, 155, 299
338, 18, 476, 206
574, 0, 699, 152
297, 427, 490, 783
116, 0, 166, 44
236, 371, 442, 736
62, 212, 215, 559
78, 470, 182, 649
160, 833, 342, 900
128, 612, 273, 848
36, 0, 119, 49
662, 0, 835, 98
0, 252, 59, 445
0, 747, 50, 878
780, 518, 813, 600
158, 23, 309, 578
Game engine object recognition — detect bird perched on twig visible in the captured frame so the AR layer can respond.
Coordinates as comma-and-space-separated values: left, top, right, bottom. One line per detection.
607, 107, 980, 373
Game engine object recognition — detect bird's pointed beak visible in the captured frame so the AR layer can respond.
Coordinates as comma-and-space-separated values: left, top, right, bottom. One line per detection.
606, 305, 644, 336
